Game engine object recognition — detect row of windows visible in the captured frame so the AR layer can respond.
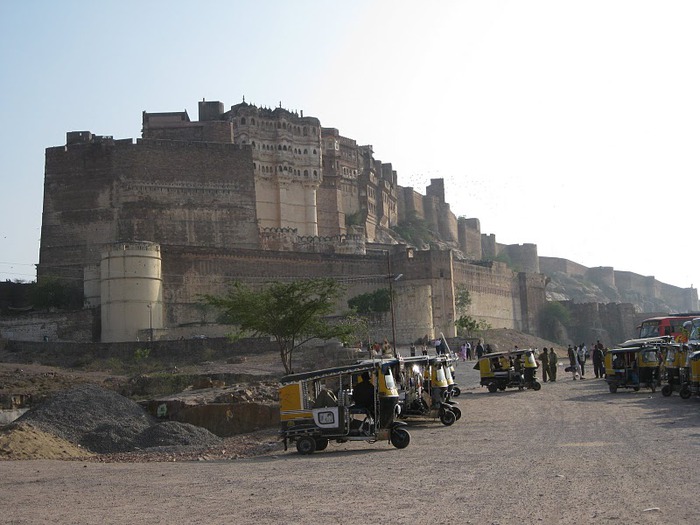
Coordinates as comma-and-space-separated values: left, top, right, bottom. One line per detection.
253, 163, 319, 177
249, 141, 318, 155
239, 117, 318, 137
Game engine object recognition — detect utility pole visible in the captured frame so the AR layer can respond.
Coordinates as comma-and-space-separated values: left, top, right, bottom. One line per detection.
387, 251, 403, 358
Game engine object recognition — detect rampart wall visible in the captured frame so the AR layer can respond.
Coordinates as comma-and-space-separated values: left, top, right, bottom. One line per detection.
40, 137, 259, 284
458, 218, 482, 260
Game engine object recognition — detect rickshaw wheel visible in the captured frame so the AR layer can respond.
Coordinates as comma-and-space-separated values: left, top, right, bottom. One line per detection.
661, 385, 672, 397
633, 386, 640, 392
498, 385, 507, 391
532, 381, 542, 391
609, 384, 617, 394
390, 427, 410, 449
452, 387, 461, 397
451, 407, 462, 420
487, 383, 498, 393
296, 436, 317, 455
679, 387, 692, 399
440, 409, 456, 426
314, 437, 329, 451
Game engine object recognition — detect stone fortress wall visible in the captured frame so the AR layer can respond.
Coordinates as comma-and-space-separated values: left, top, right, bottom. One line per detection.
7, 97, 694, 346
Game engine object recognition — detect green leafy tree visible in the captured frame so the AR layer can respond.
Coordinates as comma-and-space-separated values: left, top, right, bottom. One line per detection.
455, 285, 472, 313
348, 288, 391, 314
455, 315, 491, 338
203, 278, 354, 374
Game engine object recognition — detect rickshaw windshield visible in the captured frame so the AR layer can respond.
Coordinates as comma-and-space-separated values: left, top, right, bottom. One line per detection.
640, 350, 659, 364
665, 348, 677, 364
434, 366, 446, 382
383, 368, 396, 390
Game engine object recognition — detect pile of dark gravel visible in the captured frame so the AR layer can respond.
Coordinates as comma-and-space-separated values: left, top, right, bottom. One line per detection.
17, 383, 222, 454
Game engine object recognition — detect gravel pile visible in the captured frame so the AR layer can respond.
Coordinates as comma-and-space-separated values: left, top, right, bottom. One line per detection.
16, 383, 222, 454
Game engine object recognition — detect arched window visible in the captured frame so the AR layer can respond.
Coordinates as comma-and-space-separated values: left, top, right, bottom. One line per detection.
304, 149, 308, 154
283, 145, 287, 151
304, 169, 309, 177
241, 117, 246, 125
276, 122, 281, 129
303, 127, 308, 136
313, 149, 317, 154
313, 170, 318, 177
251, 118, 255, 125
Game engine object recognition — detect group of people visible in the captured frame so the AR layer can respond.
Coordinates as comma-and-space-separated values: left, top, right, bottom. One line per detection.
458, 340, 491, 361
566, 341, 606, 380
536, 347, 559, 382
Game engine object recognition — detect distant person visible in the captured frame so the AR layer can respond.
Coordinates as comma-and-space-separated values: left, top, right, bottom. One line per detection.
538, 347, 549, 382
459, 342, 468, 361
568, 345, 580, 380
476, 340, 485, 359
592, 344, 605, 379
466, 341, 473, 360
577, 343, 588, 378
548, 348, 558, 382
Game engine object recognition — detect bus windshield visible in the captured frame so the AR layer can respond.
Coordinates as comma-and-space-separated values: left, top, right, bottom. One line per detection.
639, 321, 660, 338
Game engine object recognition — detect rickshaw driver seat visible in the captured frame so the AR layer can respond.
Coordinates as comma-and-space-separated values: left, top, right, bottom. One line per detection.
350, 371, 375, 418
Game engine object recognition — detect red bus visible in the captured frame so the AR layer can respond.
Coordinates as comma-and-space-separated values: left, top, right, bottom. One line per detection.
637, 314, 700, 340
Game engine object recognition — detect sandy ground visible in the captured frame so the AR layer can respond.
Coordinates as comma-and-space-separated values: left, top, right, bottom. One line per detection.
2, 361, 700, 525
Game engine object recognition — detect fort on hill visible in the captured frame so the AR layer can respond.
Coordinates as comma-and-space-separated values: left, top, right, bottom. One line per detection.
1, 98, 697, 347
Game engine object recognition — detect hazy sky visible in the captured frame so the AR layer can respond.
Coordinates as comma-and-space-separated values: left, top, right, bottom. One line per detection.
1, 1, 698, 290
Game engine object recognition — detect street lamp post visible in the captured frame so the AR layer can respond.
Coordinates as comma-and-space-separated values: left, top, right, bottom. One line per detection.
147, 303, 153, 342
387, 251, 403, 357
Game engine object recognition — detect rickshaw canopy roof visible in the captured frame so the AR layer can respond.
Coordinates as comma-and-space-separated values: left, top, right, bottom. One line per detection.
280, 361, 383, 385
480, 349, 536, 359
618, 336, 672, 348
608, 345, 660, 354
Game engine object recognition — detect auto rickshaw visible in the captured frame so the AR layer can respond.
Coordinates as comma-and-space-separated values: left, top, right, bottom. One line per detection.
474, 349, 542, 392
604, 344, 661, 393
394, 355, 461, 425
678, 350, 700, 399
660, 343, 689, 397
444, 355, 462, 398
278, 360, 410, 454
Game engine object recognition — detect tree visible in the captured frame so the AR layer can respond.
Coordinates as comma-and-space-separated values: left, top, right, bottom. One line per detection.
455, 315, 491, 338
203, 278, 354, 374
347, 288, 391, 315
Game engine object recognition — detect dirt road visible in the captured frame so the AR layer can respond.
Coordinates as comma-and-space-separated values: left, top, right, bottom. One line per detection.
2, 361, 699, 524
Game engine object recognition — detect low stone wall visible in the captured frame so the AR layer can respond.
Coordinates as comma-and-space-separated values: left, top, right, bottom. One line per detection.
140, 400, 279, 437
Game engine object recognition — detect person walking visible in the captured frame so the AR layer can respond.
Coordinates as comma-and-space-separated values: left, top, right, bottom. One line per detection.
568, 345, 580, 380
466, 341, 473, 360
538, 347, 550, 382
548, 348, 558, 381
476, 340, 485, 359
577, 343, 588, 378
592, 343, 605, 378
459, 342, 468, 362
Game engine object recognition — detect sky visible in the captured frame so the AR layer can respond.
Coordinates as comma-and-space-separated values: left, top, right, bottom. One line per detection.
1, 0, 698, 290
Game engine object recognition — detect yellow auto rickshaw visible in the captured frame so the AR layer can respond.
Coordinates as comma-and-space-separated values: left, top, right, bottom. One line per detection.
394, 355, 461, 426
660, 343, 689, 397
474, 349, 541, 392
678, 350, 700, 399
604, 344, 661, 393
278, 360, 410, 454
